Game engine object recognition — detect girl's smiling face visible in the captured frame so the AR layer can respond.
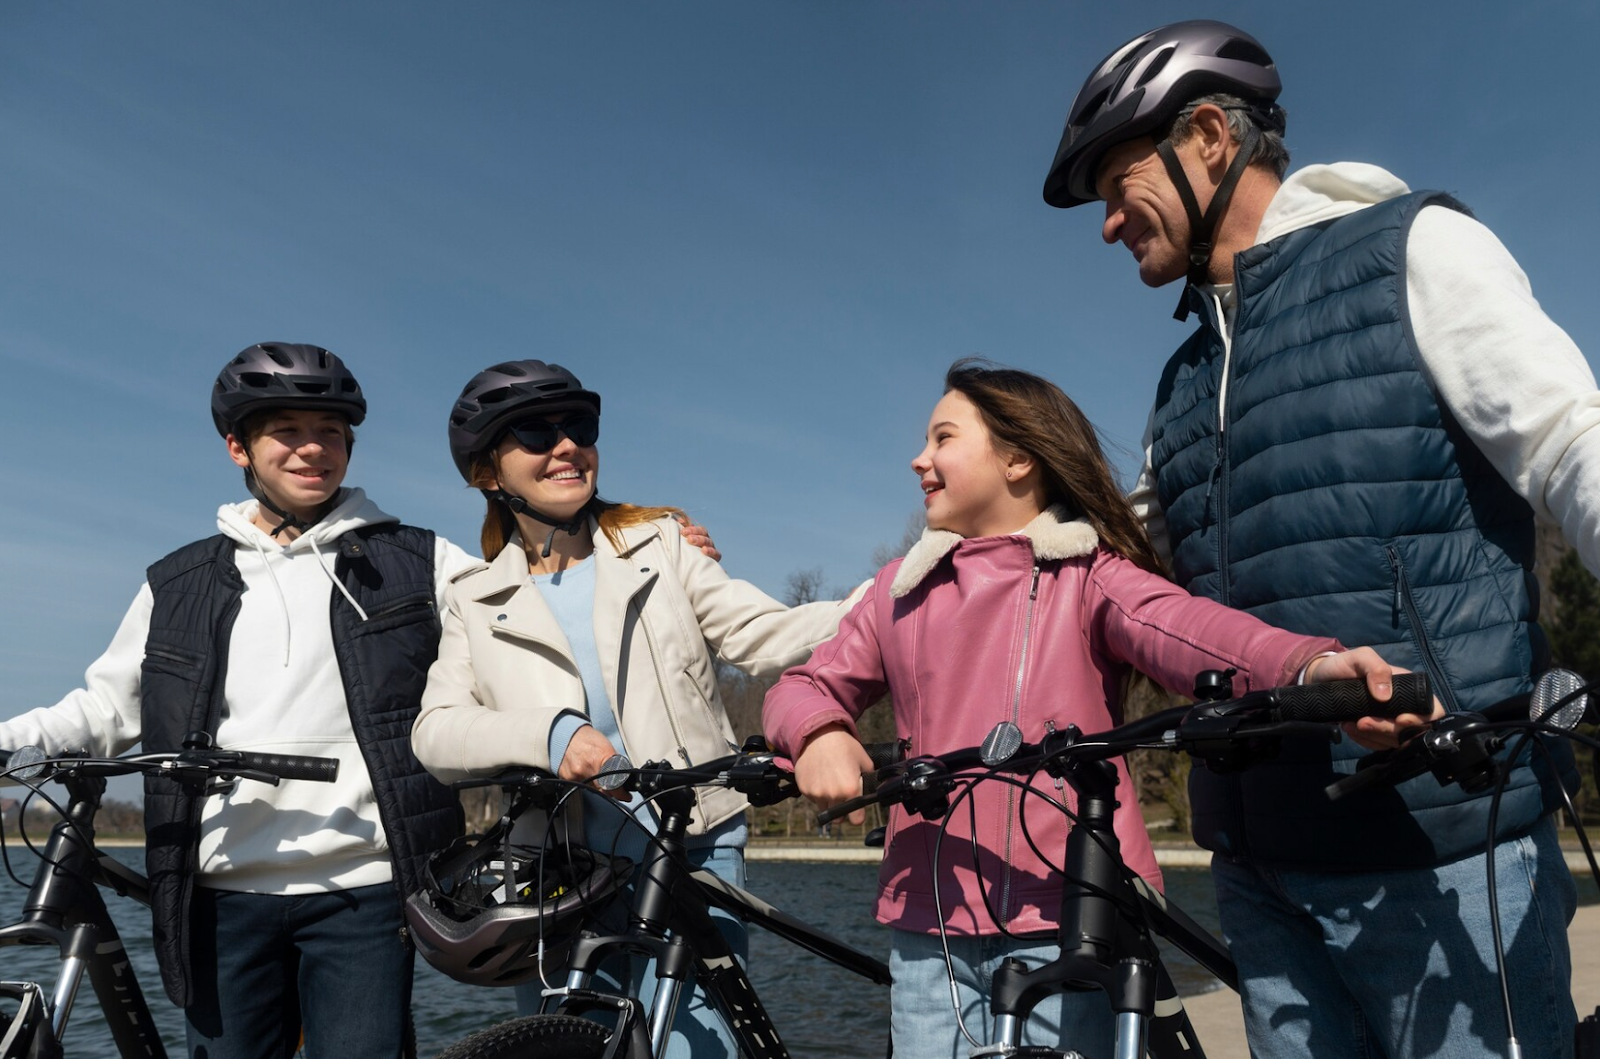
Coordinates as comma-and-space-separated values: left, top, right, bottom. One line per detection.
490, 412, 599, 522
911, 390, 1035, 539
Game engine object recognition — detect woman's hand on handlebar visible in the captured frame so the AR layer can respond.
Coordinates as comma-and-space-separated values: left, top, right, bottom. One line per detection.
793, 723, 874, 825
1304, 648, 1444, 750
558, 725, 631, 799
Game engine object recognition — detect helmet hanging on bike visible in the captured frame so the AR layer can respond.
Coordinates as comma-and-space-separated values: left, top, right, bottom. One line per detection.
1042, 20, 1286, 319
447, 360, 603, 556
404, 826, 630, 987
211, 342, 367, 537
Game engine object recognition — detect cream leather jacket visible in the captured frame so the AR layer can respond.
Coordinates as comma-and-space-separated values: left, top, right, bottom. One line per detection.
413, 516, 861, 834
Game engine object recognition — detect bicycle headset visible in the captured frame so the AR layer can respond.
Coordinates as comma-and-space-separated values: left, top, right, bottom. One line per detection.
404, 828, 630, 987
1042, 20, 1286, 318
211, 342, 368, 538
447, 359, 604, 557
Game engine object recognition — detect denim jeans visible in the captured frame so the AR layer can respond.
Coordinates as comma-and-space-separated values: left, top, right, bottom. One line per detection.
889, 929, 1116, 1059
1211, 816, 1576, 1059
514, 843, 748, 1059
185, 882, 414, 1059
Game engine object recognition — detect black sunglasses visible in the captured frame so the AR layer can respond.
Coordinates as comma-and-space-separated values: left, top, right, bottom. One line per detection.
504, 413, 600, 454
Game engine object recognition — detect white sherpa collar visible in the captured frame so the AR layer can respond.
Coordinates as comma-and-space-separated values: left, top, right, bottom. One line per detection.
888, 507, 1099, 598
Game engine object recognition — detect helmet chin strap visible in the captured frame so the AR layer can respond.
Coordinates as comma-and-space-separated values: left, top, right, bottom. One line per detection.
491, 490, 594, 558
243, 467, 339, 539
1155, 121, 1261, 322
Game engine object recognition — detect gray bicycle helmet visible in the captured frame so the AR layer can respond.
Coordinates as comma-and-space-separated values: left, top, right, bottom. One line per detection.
447, 360, 601, 481
406, 829, 631, 988
211, 342, 367, 438
1042, 20, 1284, 210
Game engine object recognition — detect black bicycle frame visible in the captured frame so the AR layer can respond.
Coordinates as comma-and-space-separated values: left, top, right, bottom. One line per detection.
546, 784, 890, 1059
0, 773, 166, 1059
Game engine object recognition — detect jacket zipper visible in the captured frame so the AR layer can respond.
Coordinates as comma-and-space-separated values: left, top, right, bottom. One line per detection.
1213, 291, 1234, 607
999, 564, 1041, 923
361, 596, 436, 622
1385, 546, 1461, 713
633, 597, 692, 764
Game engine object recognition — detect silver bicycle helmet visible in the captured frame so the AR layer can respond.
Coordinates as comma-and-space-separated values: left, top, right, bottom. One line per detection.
405, 829, 630, 988
211, 342, 367, 438
1042, 20, 1284, 210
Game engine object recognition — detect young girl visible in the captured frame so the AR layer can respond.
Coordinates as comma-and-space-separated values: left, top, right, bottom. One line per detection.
410, 359, 863, 1059
763, 360, 1398, 1059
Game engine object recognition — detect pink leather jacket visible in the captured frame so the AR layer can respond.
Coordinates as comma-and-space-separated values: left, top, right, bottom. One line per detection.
764, 510, 1340, 936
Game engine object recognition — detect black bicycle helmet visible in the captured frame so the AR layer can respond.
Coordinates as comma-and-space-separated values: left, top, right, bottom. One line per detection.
447, 360, 601, 482
1042, 20, 1284, 210
405, 827, 630, 988
211, 342, 367, 438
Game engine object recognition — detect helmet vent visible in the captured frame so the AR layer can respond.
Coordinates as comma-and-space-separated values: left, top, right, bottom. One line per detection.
1136, 47, 1173, 88
262, 347, 295, 369
478, 385, 515, 407
239, 372, 274, 389
1215, 39, 1271, 66
293, 381, 332, 395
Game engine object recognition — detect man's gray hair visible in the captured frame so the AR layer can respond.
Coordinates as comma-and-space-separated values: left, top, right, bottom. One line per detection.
1166, 93, 1290, 179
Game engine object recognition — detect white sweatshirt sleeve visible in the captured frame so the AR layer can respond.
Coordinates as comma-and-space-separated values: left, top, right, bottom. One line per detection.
1129, 404, 1174, 568
1407, 206, 1600, 576
432, 535, 481, 610
0, 584, 151, 758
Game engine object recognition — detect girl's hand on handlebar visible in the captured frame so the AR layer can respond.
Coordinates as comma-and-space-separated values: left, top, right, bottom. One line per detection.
794, 724, 874, 825
1305, 648, 1444, 750
558, 725, 631, 799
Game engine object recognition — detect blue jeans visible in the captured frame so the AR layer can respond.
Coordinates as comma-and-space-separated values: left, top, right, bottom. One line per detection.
515, 843, 748, 1059
889, 929, 1115, 1059
1212, 816, 1576, 1059
185, 882, 414, 1059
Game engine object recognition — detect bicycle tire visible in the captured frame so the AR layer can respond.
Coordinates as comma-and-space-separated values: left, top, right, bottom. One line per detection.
432, 1015, 618, 1059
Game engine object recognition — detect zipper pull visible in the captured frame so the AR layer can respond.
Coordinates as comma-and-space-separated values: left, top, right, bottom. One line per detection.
1029, 566, 1041, 601
1201, 458, 1223, 532
1043, 721, 1066, 793
677, 746, 691, 764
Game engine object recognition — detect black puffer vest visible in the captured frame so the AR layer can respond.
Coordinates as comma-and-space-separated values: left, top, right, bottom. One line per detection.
140, 524, 461, 1006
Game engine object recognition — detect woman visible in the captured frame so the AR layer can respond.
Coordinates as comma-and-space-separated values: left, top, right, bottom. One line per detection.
411, 359, 862, 1058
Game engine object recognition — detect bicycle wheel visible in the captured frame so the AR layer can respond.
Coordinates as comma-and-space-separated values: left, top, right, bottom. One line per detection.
432, 1015, 617, 1059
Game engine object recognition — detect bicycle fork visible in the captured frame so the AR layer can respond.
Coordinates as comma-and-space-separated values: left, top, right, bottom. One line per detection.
986, 759, 1158, 1059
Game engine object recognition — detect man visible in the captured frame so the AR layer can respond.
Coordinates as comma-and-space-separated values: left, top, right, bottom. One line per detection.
1043, 20, 1600, 1059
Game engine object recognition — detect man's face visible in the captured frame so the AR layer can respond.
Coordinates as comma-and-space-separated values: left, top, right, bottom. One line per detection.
1094, 136, 1199, 289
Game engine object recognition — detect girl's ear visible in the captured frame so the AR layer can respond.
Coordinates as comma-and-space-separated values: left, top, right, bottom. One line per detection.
1003, 450, 1036, 483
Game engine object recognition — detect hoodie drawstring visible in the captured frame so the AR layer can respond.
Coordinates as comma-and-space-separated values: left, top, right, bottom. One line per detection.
308, 535, 370, 623
249, 536, 297, 667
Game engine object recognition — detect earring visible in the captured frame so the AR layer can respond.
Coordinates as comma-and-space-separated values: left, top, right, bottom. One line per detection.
1005, 470, 1014, 480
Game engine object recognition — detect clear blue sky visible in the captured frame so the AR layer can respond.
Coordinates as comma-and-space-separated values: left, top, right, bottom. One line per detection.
3, 1, 1597, 732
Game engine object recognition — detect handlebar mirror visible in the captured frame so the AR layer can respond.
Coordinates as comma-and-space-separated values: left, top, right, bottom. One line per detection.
594, 753, 633, 792
1530, 668, 1589, 731
980, 722, 1023, 767
6, 745, 48, 782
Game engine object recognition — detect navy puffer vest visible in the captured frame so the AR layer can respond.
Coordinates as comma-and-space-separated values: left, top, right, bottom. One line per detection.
140, 524, 461, 1006
1150, 190, 1567, 869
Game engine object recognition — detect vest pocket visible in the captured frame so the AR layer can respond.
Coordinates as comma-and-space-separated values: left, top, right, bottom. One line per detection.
141, 645, 204, 684
350, 594, 438, 635
1384, 543, 1461, 713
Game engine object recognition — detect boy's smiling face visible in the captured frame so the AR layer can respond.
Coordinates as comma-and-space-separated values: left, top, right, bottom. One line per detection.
227, 408, 352, 524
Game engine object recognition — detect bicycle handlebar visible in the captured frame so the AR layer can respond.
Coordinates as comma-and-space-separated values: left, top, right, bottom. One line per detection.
0, 745, 341, 785
815, 675, 1431, 826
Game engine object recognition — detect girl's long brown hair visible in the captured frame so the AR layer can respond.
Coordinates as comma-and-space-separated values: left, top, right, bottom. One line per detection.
944, 358, 1164, 576
468, 450, 682, 561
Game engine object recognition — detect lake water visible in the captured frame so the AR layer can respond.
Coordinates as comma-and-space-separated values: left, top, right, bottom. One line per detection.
4, 849, 1591, 1057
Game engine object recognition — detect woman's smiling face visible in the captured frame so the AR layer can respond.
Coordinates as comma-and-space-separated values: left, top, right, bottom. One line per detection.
491, 411, 599, 521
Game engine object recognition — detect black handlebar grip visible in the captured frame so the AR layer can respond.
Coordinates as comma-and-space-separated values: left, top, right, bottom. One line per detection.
1272, 673, 1432, 723
862, 741, 907, 771
235, 752, 340, 783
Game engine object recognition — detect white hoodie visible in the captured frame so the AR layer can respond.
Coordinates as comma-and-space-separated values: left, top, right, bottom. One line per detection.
1132, 161, 1600, 577
0, 488, 475, 894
